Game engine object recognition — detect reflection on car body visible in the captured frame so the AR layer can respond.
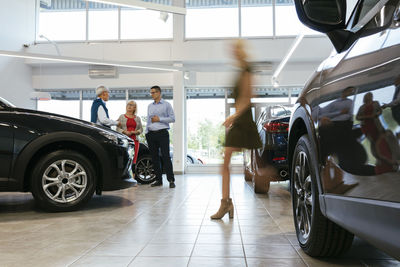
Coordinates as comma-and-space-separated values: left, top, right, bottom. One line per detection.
289, 0, 400, 259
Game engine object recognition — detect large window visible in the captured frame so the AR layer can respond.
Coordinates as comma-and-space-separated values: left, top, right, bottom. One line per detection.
37, 0, 86, 41
241, 3, 273, 37
88, 4, 119, 40
121, 8, 173, 39
37, 0, 322, 41
185, 0, 322, 38
37, 0, 173, 41
185, 0, 239, 38
275, 1, 319, 36
187, 97, 226, 164
37, 100, 80, 118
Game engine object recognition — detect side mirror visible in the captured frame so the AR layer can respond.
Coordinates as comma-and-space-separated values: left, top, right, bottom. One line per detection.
294, 0, 346, 32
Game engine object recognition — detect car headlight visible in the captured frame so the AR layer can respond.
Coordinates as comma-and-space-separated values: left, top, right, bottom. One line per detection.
100, 131, 118, 144
120, 138, 129, 148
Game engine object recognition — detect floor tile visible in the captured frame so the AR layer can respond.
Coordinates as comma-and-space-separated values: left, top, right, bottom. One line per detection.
139, 244, 194, 257
244, 244, 300, 258
150, 233, 198, 243
196, 233, 242, 244
241, 233, 291, 245
128, 256, 189, 267
86, 242, 145, 256
70, 256, 134, 267
192, 244, 245, 257
246, 258, 307, 267
188, 257, 246, 267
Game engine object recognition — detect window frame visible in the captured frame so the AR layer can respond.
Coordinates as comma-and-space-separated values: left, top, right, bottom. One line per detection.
35, 0, 174, 43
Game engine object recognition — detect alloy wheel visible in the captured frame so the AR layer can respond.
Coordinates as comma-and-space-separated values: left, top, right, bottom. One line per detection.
42, 159, 87, 203
136, 157, 156, 182
293, 151, 313, 240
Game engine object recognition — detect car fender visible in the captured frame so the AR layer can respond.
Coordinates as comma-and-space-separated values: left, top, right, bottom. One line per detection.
138, 143, 150, 158
288, 105, 327, 214
10, 131, 110, 191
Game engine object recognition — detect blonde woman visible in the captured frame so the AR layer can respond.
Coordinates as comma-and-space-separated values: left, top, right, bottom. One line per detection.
210, 40, 262, 219
117, 100, 143, 164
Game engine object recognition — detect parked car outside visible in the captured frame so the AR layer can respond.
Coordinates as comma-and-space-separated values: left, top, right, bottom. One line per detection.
0, 97, 135, 212
244, 105, 291, 193
289, 0, 400, 259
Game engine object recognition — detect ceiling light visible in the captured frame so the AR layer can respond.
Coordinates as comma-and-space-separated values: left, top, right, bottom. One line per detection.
87, 0, 186, 15
159, 11, 169, 22
184, 71, 190, 80
0, 50, 182, 72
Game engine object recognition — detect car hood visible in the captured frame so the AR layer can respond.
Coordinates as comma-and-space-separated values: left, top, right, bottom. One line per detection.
10, 107, 125, 138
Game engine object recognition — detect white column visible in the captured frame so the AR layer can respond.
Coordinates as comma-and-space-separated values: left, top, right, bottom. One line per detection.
171, 0, 185, 174
172, 63, 185, 174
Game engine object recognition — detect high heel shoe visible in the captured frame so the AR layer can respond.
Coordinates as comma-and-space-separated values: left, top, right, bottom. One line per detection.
210, 198, 234, 219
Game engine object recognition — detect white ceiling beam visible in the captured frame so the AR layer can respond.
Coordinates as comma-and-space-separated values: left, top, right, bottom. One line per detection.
87, 0, 186, 15
0, 50, 182, 72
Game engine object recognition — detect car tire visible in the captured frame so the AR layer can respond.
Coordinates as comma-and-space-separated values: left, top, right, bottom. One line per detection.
186, 155, 194, 164
244, 167, 253, 182
244, 150, 254, 182
291, 134, 354, 256
135, 155, 156, 184
253, 171, 270, 193
31, 150, 96, 212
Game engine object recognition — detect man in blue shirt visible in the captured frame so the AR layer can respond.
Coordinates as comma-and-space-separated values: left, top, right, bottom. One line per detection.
146, 86, 176, 188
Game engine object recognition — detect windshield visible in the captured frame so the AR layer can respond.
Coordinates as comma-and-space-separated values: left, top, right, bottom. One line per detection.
0, 97, 16, 108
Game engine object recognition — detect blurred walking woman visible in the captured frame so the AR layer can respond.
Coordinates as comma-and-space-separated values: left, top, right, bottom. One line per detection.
211, 39, 262, 219
117, 100, 143, 164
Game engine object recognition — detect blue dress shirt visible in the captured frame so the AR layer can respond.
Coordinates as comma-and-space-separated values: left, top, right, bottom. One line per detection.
146, 99, 175, 133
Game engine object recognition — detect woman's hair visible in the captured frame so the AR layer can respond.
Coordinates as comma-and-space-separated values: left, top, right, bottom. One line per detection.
126, 100, 137, 115
363, 92, 373, 103
233, 39, 248, 63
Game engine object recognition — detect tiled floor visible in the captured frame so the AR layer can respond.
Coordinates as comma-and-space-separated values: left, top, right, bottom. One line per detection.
0, 174, 398, 267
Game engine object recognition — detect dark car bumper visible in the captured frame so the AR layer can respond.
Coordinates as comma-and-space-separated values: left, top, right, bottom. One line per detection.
101, 142, 135, 191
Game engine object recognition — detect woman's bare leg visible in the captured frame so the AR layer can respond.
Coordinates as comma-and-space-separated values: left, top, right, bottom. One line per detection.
222, 147, 238, 199
210, 146, 239, 219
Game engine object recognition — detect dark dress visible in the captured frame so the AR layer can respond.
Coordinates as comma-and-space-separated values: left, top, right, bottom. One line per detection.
225, 66, 262, 149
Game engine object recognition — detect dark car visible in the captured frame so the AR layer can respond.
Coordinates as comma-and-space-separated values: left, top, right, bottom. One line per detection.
134, 145, 203, 184
244, 105, 291, 193
0, 97, 135, 211
288, 0, 400, 259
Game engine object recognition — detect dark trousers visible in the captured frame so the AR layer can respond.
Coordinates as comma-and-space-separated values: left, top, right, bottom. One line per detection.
146, 129, 175, 183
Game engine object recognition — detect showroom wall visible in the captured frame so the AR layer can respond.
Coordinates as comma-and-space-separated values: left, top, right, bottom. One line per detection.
0, 0, 36, 109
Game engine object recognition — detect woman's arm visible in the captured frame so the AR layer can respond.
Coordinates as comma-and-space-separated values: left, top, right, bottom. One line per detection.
116, 114, 125, 133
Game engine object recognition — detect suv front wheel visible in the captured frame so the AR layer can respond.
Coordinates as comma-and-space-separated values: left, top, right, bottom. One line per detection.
291, 135, 354, 256
31, 150, 96, 212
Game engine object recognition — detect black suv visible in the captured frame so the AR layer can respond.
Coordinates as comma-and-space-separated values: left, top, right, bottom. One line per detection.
289, 0, 400, 259
0, 97, 135, 211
